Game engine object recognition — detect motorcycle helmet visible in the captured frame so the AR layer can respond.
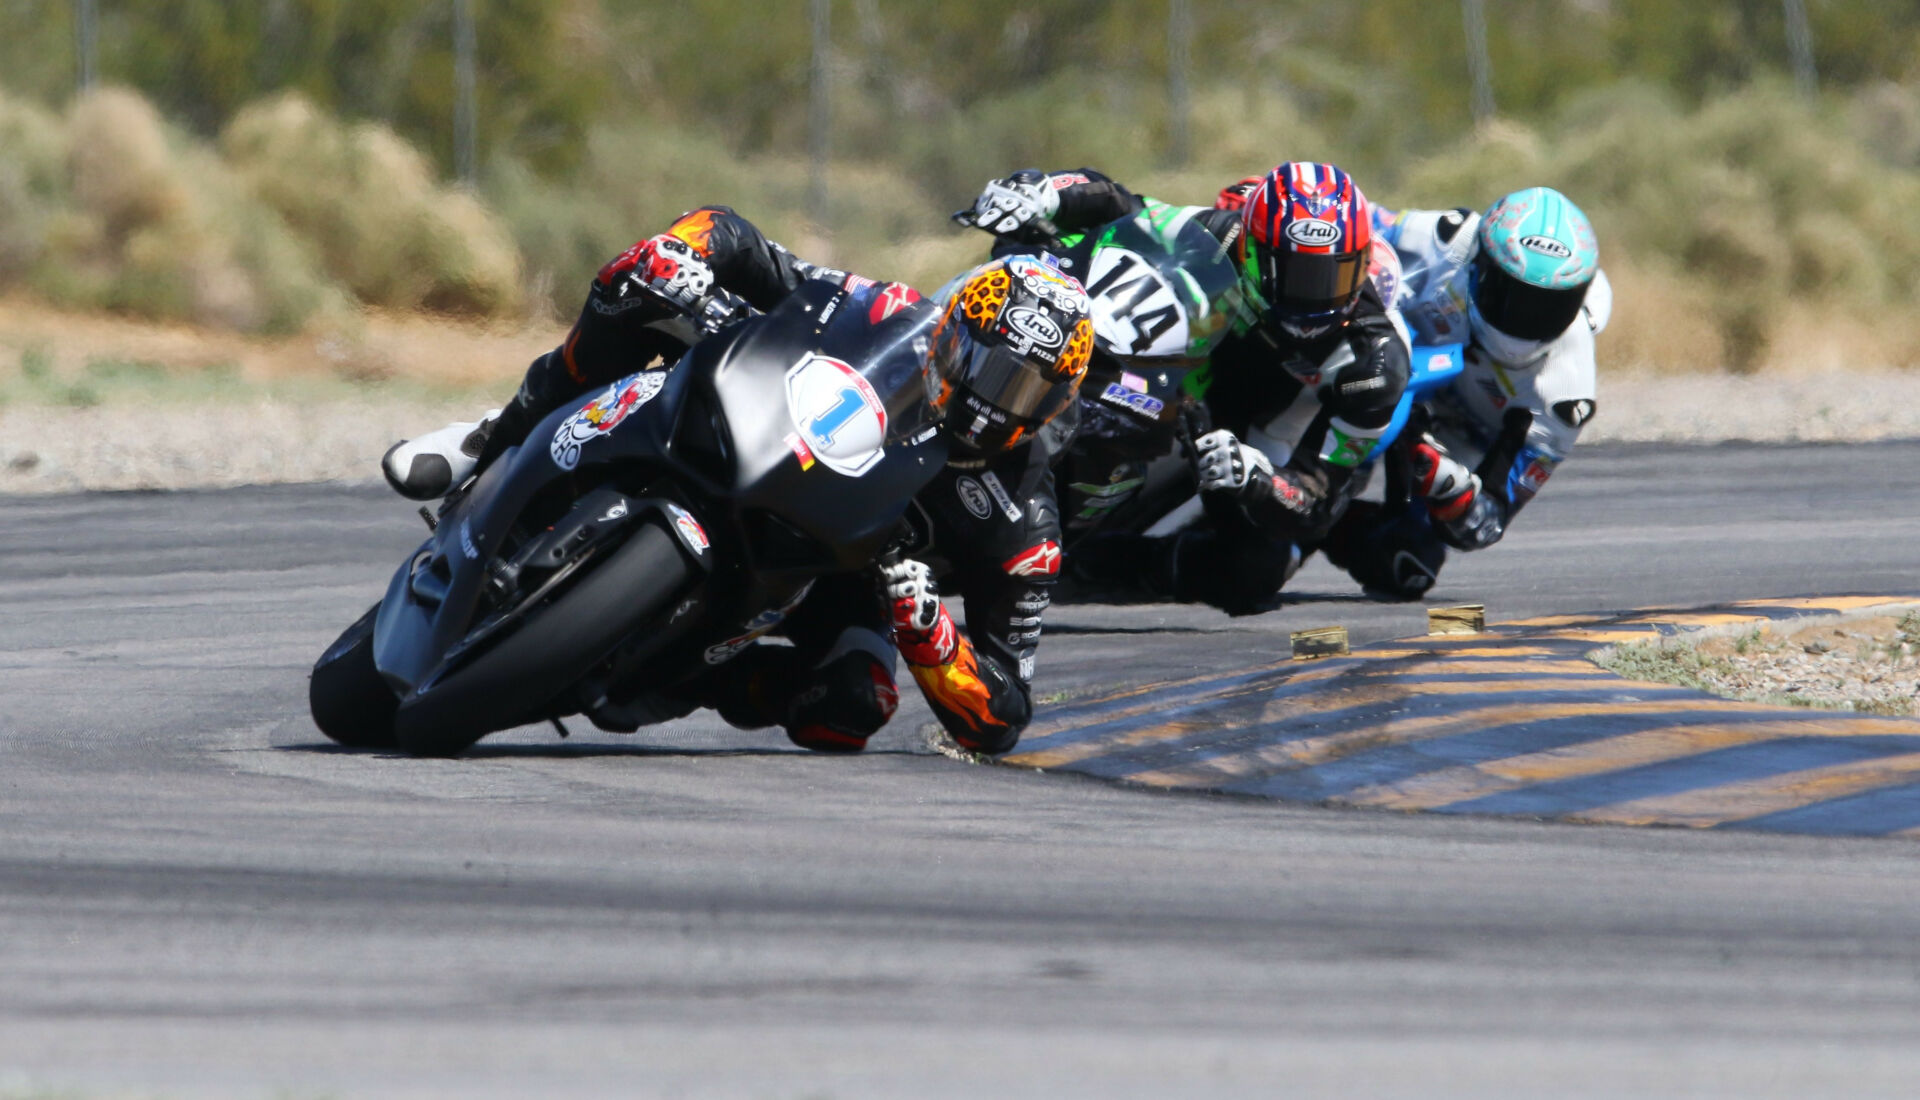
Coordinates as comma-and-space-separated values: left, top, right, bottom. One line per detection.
926, 254, 1094, 454
1240, 162, 1373, 338
1470, 186, 1599, 362
1213, 174, 1265, 213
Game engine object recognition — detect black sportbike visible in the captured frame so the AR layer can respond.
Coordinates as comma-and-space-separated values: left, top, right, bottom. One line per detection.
309, 282, 945, 756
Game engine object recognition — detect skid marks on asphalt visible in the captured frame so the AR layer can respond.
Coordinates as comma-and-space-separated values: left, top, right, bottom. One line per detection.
1007, 596, 1920, 838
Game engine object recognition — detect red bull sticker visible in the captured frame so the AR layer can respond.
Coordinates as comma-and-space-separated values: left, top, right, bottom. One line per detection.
551, 371, 666, 471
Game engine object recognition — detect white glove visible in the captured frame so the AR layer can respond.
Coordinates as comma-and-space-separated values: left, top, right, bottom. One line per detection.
879, 558, 941, 633
632, 234, 716, 312
969, 173, 1060, 236
1195, 429, 1274, 496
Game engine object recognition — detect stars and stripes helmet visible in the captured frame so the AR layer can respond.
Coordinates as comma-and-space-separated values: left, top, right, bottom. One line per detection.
1240, 163, 1373, 338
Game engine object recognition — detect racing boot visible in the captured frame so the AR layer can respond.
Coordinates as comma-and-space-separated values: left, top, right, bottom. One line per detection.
381, 410, 500, 500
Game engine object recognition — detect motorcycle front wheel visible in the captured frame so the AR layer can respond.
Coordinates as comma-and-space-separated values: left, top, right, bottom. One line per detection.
309, 603, 400, 748
392, 519, 695, 757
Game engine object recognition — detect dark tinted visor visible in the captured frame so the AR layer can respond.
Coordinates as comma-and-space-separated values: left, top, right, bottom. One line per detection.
1258, 244, 1367, 315
932, 327, 1073, 425
1472, 253, 1590, 341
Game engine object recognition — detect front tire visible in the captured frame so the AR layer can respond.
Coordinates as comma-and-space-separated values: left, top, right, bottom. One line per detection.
393, 520, 695, 757
310, 603, 400, 748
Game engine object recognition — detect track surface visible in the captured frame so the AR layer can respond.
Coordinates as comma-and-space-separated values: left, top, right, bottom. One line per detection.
3, 440, 1920, 1097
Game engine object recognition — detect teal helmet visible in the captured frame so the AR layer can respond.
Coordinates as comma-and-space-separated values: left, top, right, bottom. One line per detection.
1470, 187, 1599, 350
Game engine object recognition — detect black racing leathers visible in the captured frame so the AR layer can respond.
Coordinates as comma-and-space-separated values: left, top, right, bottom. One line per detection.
894, 419, 1069, 754
998, 168, 1408, 613
485, 206, 820, 460
498, 206, 1058, 752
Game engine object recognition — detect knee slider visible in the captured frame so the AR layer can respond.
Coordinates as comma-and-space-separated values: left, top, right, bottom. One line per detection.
785, 629, 900, 753
1341, 506, 1446, 600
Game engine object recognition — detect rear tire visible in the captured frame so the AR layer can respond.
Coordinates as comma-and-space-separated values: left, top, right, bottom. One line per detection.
393, 520, 694, 757
310, 603, 400, 748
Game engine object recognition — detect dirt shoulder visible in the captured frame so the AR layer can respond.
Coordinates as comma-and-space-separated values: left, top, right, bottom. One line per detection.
3, 297, 1919, 493
1598, 609, 1920, 717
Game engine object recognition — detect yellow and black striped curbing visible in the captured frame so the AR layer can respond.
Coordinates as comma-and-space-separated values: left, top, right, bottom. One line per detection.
1011, 596, 1920, 837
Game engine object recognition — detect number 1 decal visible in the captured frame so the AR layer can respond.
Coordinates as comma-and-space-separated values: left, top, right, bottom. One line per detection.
807, 388, 867, 446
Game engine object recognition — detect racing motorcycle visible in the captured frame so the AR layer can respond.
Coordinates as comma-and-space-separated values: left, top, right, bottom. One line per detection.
957, 197, 1250, 544
955, 198, 1463, 548
309, 281, 945, 756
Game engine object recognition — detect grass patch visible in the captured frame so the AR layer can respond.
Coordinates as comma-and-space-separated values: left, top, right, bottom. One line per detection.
1, 343, 493, 410
1597, 617, 1919, 717
1597, 639, 1737, 693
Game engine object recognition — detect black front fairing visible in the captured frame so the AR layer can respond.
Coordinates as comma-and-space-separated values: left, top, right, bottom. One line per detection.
372, 281, 946, 698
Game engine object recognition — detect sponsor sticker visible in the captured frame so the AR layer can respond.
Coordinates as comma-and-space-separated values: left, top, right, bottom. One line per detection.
1515, 448, 1560, 494
783, 431, 817, 471
1098, 381, 1166, 418
458, 519, 480, 560
664, 502, 709, 555
981, 471, 1023, 523
1006, 255, 1089, 313
550, 371, 667, 471
1002, 305, 1065, 350
1002, 541, 1061, 577
784, 353, 888, 477
1520, 234, 1573, 259
956, 476, 993, 520
868, 281, 922, 323
1286, 219, 1342, 247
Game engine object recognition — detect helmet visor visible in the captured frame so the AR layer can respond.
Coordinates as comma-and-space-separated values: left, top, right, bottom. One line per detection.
932, 326, 1073, 426
1256, 245, 1368, 318
1472, 253, 1590, 342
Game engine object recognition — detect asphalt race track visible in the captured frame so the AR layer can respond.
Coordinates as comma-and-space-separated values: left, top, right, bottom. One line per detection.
3, 440, 1920, 1098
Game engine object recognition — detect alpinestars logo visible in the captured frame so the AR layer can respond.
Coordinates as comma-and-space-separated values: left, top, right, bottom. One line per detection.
1002, 541, 1061, 577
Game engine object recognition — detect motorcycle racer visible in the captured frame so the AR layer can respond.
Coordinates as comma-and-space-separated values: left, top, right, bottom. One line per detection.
962, 163, 1411, 614
383, 207, 1093, 755
1322, 186, 1611, 598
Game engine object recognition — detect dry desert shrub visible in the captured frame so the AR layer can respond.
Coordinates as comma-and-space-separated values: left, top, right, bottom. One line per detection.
37, 88, 339, 333
1391, 81, 1920, 373
222, 94, 522, 318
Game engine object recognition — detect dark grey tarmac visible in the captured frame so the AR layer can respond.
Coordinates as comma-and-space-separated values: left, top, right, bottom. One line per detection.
2, 441, 1917, 1097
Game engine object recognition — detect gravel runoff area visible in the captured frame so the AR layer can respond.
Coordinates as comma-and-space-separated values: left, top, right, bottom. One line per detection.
1598, 606, 1920, 717
4, 366, 1920, 494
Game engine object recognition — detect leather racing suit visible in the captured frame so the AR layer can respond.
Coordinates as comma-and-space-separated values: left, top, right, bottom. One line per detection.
487, 207, 1062, 754
1323, 206, 1609, 598
986, 169, 1412, 615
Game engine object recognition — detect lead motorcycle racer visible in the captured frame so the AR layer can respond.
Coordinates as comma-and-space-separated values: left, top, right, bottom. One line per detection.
383, 207, 1094, 755
963, 162, 1411, 615
1320, 186, 1612, 598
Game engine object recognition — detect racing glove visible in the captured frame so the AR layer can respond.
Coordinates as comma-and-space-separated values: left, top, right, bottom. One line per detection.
1194, 429, 1316, 522
601, 233, 751, 335
962, 170, 1060, 237
1408, 436, 1479, 523
879, 558, 958, 667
